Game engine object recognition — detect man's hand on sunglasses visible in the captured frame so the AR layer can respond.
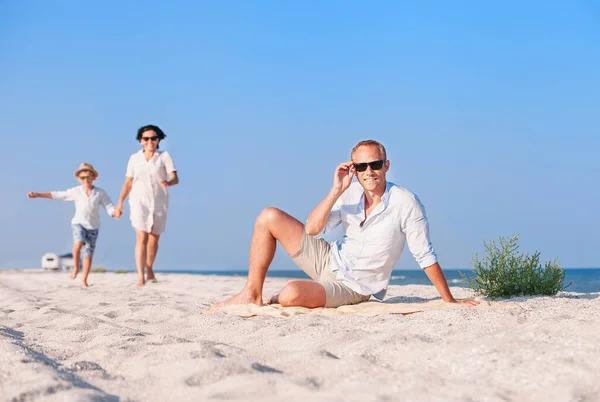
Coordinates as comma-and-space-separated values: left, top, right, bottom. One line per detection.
333, 161, 355, 194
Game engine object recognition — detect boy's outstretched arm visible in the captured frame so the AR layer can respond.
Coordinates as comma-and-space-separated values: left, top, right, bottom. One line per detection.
27, 192, 52, 199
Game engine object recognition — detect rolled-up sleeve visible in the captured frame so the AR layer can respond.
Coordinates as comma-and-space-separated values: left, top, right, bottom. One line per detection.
162, 151, 176, 174
319, 200, 342, 236
400, 194, 438, 269
51, 187, 77, 201
126, 155, 135, 178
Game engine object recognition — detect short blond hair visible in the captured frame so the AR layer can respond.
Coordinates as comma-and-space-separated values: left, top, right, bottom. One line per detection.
351, 140, 387, 160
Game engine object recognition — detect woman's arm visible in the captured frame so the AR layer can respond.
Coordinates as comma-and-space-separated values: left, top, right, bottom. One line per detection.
114, 177, 133, 217
161, 152, 178, 187
162, 171, 179, 187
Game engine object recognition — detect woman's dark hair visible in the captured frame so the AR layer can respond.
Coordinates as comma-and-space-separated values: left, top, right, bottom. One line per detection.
136, 125, 166, 149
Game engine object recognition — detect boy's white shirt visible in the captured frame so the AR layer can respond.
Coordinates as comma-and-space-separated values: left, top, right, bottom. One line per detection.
50, 186, 115, 230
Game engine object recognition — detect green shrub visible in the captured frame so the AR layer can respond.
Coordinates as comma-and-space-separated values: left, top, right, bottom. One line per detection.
114, 270, 128, 274
460, 234, 571, 297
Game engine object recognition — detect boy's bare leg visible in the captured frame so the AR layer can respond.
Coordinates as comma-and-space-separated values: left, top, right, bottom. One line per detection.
135, 229, 149, 288
213, 207, 305, 307
81, 255, 92, 287
70, 242, 84, 279
145, 233, 160, 282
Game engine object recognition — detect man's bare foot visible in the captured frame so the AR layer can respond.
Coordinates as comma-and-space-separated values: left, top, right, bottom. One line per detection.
81, 281, 89, 288
266, 294, 279, 305
212, 288, 263, 308
136, 280, 145, 288
70, 270, 79, 280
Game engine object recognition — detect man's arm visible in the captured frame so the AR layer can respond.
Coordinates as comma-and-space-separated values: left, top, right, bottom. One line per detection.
305, 161, 355, 236
401, 194, 478, 306
424, 263, 479, 306
305, 188, 343, 236
423, 263, 455, 302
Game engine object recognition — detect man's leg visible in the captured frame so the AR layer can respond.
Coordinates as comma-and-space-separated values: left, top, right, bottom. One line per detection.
213, 207, 305, 307
70, 242, 84, 280
134, 229, 149, 288
268, 281, 326, 308
146, 233, 160, 281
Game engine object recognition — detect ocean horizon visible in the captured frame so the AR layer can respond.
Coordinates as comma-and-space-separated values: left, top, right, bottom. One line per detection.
151, 267, 600, 293
4, 267, 599, 293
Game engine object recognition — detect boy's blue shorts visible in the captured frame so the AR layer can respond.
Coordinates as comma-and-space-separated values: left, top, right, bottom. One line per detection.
71, 224, 99, 258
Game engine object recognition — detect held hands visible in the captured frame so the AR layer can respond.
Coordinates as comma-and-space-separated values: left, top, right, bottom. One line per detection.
161, 180, 171, 187
27, 192, 38, 198
113, 204, 123, 219
333, 162, 355, 193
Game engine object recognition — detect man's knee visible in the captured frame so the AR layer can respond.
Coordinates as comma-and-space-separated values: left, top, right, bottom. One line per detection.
256, 207, 285, 227
278, 282, 326, 308
278, 283, 304, 307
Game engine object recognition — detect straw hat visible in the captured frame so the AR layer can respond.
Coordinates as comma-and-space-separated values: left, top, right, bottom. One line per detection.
74, 162, 99, 178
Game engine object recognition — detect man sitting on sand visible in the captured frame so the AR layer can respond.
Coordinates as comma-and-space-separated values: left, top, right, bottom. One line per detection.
215, 140, 478, 308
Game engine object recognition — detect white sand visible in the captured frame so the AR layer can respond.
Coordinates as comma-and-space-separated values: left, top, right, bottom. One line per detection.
1, 270, 598, 402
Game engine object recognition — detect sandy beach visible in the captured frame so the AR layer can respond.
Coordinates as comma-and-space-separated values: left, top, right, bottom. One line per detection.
1, 270, 599, 402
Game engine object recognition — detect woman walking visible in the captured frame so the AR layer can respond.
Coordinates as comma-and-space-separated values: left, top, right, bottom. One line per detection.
114, 125, 179, 287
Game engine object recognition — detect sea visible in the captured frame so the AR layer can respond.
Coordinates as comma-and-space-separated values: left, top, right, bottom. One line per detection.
153, 268, 600, 294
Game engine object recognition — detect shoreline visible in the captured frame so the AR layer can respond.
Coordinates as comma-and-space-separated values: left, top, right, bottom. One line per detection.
3, 266, 600, 271
3, 267, 597, 293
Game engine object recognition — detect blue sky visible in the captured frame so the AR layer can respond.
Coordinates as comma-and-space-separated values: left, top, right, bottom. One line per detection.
1, 1, 598, 271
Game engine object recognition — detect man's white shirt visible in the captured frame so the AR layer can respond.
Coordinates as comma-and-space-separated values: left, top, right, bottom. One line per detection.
321, 181, 438, 299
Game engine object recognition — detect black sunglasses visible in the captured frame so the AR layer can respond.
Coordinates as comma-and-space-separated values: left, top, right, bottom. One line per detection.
141, 136, 159, 142
353, 159, 386, 172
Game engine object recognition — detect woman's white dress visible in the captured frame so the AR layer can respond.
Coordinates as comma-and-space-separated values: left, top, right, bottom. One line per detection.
126, 150, 176, 234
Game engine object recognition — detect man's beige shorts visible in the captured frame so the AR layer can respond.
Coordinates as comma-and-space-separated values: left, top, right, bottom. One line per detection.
290, 231, 371, 308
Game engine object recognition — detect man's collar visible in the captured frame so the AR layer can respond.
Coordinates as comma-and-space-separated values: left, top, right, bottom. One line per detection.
359, 181, 391, 201
382, 181, 392, 205
357, 181, 391, 212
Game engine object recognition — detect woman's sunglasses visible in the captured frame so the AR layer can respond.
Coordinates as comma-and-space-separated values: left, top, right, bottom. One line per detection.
353, 160, 386, 172
141, 136, 159, 142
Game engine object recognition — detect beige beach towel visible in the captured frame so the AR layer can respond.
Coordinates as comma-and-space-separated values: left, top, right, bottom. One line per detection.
205, 298, 515, 318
